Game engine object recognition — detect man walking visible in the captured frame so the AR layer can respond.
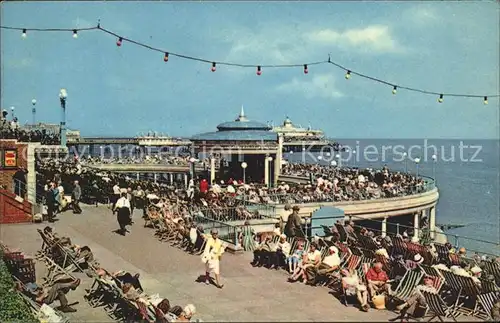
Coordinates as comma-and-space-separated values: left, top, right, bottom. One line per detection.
72, 180, 82, 214
45, 182, 56, 223
114, 192, 131, 236
284, 206, 304, 238
202, 228, 226, 288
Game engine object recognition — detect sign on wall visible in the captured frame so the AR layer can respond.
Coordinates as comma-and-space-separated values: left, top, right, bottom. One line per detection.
3, 149, 17, 168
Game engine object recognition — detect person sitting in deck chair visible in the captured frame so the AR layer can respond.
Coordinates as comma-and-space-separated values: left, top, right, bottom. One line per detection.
54, 236, 96, 266
251, 234, 275, 267
492, 298, 500, 322
286, 240, 305, 274
366, 262, 391, 299
289, 242, 321, 283
306, 245, 340, 285
20, 277, 81, 313
342, 268, 369, 312
395, 276, 437, 318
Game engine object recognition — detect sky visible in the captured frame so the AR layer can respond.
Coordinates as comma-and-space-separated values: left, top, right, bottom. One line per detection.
1, 1, 499, 139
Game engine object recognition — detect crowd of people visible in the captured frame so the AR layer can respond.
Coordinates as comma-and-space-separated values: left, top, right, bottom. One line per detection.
246, 208, 500, 320
281, 163, 428, 201
1, 111, 61, 144
79, 155, 204, 167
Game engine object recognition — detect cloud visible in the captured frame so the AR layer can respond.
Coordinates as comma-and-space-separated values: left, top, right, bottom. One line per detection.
305, 25, 401, 53
276, 73, 343, 100
219, 23, 403, 67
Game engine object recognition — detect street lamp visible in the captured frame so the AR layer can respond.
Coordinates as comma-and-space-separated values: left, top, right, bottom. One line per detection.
317, 155, 323, 164
414, 157, 421, 178
331, 160, 337, 167
189, 157, 197, 180
352, 150, 357, 167
432, 154, 437, 182
267, 156, 273, 187
59, 88, 68, 146
403, 152, 408, 173
241, 162, 248, 184
335, 153, 341, 167
31, 99, 37, 125
10, 106, 15, 119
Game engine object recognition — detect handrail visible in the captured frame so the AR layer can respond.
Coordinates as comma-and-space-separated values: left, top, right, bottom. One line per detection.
309, 212, 499, 257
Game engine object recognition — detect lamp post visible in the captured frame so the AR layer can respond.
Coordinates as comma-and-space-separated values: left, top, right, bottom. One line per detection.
414, 157, 420, 178
352, 150, 356, 167
59, 88, 68, 146
267, 156, 273, 187
403, 152, 408, 173
241, 162, 248, 184
10, 106, 15, 119
317, 155, 322, 164
189, 157, 197, 180
31, 99, 37, 125
335, 153, 341, 168
331, 160, 337, 167
431, 154, 437, 183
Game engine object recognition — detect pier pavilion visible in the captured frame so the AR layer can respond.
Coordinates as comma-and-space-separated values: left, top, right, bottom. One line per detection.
191, 107, 283, 185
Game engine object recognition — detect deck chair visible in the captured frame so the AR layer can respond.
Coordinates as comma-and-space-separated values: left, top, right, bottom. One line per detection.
17, 290, 70, 323
391, 236, 407, 257
39, 255, 76, 287
481, 261, 500, 286
475, 291, 499, 321
418, 265, 444, 292
432, 243, 450, 264
389, 269, 424, 304
421, 290, 461, 322
136, 300, 155, 322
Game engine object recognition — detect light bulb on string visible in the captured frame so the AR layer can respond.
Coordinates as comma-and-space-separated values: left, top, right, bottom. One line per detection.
21, 29, 27, 38
392, 86, 397, 95
163, 52, 169, 62
211, 62, 216, 72
73, 30, 78, 38
345, 70, 351, 80
256, 66, 262, 76
116, 37, 123, 47
438, 94, 444, 103
303, 64, 308, 74
484, 96, 488, 105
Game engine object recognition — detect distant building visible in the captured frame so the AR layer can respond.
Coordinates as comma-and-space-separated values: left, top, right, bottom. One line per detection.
272, 117, 324, 142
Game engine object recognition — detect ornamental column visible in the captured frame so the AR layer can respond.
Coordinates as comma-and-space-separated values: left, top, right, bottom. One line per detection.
429, 207, 436, 240
210, 158, 216, 185
413, 212, 420, 242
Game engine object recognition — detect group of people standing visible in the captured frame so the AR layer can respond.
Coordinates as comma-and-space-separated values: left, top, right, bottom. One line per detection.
43, 180, 82, 222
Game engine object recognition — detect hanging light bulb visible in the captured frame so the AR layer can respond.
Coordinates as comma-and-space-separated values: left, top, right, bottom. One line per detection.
484, 96, 488, 105
438, 94, 444, 103
345, 70, 351, 80
211, 62, 216, 72
21, 29, 27, 38
116, 37, 123, 47
303, 64, 308, 74
163, 52, 169, 62
392, 86, 397, 95
73, 30, 78, 38
256, 66, 262, 76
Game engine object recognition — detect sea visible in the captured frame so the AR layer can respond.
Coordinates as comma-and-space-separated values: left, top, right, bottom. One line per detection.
79, 138, 499, 255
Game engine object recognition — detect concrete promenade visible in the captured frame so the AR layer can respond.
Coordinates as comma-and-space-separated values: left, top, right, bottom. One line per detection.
0, 205, 476, 322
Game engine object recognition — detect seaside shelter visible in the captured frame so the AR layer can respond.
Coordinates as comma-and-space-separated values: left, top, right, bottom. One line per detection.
191, 107, 283, 185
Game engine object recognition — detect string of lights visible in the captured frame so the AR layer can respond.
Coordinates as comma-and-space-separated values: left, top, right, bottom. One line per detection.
1, 22, 498, 104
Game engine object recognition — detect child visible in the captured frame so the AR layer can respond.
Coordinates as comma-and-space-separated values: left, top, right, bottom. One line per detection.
287, 241, 304, 274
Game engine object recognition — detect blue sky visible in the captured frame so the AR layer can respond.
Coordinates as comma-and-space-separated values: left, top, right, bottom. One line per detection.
1, 1, 499, 139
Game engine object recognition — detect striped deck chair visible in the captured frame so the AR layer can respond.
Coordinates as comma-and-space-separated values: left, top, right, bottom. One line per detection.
481, 261, 500, 286
418, 265, 444, 292
271, 235, 280, 244
389, 269, 424, 303
421, 290, 461, 322
475, 291, 500, 321
391, 236, 407, 257
480, 278, 500, 293
448, 253, 461, 267
450, 274, 482, 314
335, 223, 348, 242
341, 263, 370, 306
36, 229, 57, 259
405, 241, 421, 259
375, 254, 392, 276
136, 301, 155, 322
433, 243, 450, 263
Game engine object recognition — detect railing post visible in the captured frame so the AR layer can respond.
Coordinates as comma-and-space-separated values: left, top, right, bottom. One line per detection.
396, 223, 400, 236
381, 217, 387, 238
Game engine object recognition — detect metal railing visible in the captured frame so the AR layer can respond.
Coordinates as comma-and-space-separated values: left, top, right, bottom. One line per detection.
192, 214, 239, 246
308, 212, 499, 257
190, 205, 273, 222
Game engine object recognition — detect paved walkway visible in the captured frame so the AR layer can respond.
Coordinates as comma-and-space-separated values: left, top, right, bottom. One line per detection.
0, 205, 478, 322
